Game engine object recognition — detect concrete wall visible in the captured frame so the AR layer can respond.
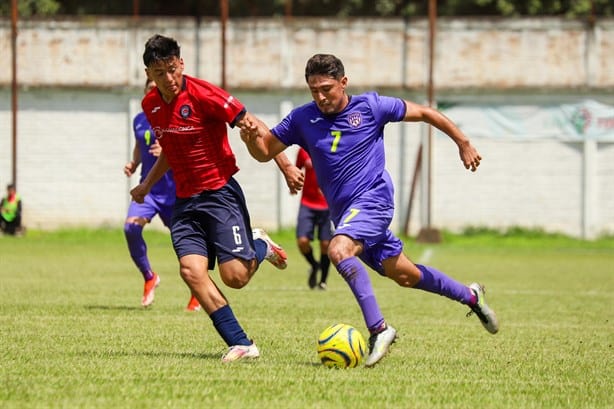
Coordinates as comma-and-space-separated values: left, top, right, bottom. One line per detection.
0, 16, 613, 90
1, 17, 613, 238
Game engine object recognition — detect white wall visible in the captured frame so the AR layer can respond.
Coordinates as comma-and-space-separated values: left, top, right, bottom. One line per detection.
1, 16, 613, 238
1, 89, 613, 238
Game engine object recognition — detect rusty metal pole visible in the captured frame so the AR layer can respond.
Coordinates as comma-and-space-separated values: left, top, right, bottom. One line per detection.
417, 0, 441, 242
11, 0, 18, 187
220, 0, 228, 89
427, 0, 436, 228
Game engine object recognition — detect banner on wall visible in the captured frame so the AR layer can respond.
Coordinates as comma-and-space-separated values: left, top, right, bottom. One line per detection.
442, 99, 614, 141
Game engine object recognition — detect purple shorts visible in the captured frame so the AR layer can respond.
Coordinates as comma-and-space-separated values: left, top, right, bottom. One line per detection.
296, 204, 333, 241
333, 199, 403, 276
127, 192, 175, 227
170, 177, 256, 269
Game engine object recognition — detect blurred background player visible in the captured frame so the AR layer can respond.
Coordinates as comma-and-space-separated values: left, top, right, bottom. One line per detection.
0, 183, 23, 236
123, 78, 200, 311
131, 34, 301, 362
294, 147, 332, 290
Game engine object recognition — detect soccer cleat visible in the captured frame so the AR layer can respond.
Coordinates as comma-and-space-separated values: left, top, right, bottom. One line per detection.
141, 273, 160, 307
364, 325, 397, 367
467, 283, 499, 334
308, 266, 318, 289
317, 282, 327, 290
252, 228, 287, 270
221, 343, 260, 363
186, 295, 201, 312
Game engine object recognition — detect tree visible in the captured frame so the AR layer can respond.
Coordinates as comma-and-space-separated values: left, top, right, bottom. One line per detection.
0, 0, 60, 17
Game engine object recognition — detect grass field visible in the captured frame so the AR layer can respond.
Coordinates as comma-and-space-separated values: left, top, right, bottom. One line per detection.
0, 228, 612, 409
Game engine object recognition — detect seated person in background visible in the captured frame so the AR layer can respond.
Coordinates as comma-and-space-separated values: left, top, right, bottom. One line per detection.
1, 183, 22, 236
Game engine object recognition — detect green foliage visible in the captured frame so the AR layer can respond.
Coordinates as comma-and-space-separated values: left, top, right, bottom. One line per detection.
0, 0, 60, 17
0, 0, 611, 17
0, 228, 613, 408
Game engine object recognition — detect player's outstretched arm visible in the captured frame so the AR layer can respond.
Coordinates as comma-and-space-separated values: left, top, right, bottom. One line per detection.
124, 144, 141, 177
238, 112, 287, 162
403, 100, 482, 172
274, 152, 304, 194
130, 152, 170, 203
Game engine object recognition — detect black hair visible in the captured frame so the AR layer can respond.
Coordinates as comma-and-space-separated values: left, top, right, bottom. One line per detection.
143, 34, 181, 67
304, 54, 345, 82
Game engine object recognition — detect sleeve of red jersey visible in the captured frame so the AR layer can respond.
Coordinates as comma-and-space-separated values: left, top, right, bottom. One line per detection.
198, 81, 246, 127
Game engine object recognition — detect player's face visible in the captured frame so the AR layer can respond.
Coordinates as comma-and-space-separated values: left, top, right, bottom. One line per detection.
307, 75, 348, 115
146, 57, 184, 102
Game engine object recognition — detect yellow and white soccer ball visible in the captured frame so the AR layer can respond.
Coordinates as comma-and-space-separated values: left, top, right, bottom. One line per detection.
317, 323, 366, 368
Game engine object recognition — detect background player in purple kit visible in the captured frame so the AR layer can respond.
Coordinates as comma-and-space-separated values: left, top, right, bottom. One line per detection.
240, 53, 499, 367
124, 78, 200, 311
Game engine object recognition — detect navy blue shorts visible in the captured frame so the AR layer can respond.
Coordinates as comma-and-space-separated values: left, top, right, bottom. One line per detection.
170, 177, 256, 269
296, 204, 333, 241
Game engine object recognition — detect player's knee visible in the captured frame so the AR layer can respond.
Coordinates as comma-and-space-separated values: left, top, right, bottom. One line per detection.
327, 247, 347, 265
179, 265, 200, 285
221, 273, 249, 289
389, 272, 418, 288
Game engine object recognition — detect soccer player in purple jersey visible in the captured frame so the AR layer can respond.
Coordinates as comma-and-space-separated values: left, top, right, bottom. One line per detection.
239, 54, 499, 367
124, 78, 200, 311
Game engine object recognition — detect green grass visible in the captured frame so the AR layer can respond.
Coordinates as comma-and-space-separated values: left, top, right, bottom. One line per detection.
1, 228, 612, 409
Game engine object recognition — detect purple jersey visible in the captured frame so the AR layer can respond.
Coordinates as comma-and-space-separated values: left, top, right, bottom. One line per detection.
133, 111, 175, 197
271, 92, 406, 224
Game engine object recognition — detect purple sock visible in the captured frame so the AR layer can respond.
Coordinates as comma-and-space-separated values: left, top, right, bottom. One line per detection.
414, 264, 475, 305
210, 305, 251, 346
337, 257, 385, 332
124, 223, 153, 281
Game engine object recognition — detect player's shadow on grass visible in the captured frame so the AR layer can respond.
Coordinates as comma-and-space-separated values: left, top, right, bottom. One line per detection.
84, 304, 142, 311
79, 349, 220, 360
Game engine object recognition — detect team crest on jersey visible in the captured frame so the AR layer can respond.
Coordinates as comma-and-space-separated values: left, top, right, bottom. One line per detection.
348, 112, 362, 128
153, 127, 164, 140
179, 104, 192, 118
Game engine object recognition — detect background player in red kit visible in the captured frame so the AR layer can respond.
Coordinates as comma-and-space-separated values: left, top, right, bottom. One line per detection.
294, 147, 332, 290
130, 34, 303, 362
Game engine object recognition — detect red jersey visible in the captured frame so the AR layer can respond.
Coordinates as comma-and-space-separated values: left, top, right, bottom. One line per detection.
296, 148, 328, 210
142, 75, 245, 198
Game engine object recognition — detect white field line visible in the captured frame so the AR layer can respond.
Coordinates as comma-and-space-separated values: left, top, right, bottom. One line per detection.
418, 248, 434, 264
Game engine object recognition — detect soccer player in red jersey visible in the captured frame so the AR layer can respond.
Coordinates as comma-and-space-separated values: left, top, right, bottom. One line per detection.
130, 34, 303, 362
294, 148, 332, 290
123, 78, 200, 311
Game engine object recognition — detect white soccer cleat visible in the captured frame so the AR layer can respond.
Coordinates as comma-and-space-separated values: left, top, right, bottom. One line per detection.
252, 228, 287, 269
364, 325, 397, 367
221, 343, 260, 363
467, 283, 499, 334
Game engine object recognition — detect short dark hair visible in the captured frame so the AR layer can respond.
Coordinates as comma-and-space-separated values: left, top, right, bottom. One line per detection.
304, 54, 345, 82
143, 34, 181, 67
